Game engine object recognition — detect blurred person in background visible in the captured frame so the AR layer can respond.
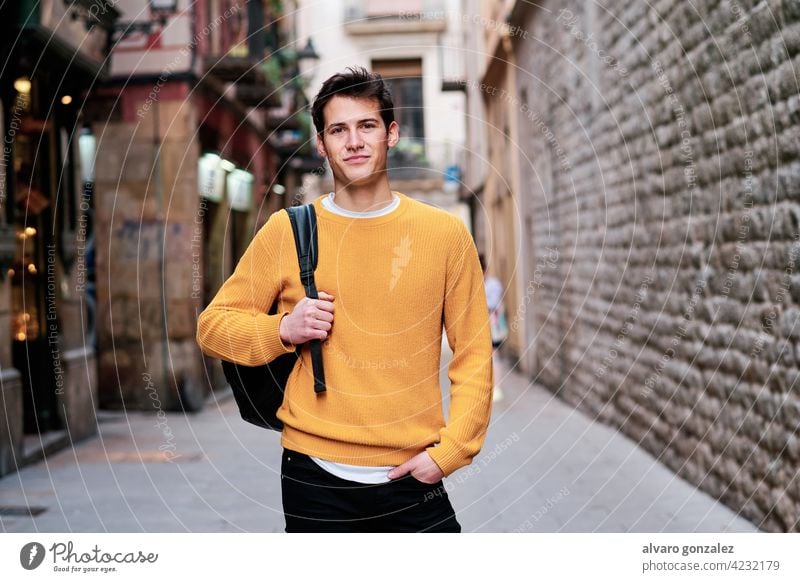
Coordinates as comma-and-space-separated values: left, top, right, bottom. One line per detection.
480, 254, 506, 403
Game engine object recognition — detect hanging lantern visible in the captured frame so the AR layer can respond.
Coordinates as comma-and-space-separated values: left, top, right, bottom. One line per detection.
227, 169, 254, 212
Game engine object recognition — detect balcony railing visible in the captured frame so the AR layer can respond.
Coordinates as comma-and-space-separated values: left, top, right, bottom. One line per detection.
343, 0, 446, 34
201, 55, 284, 109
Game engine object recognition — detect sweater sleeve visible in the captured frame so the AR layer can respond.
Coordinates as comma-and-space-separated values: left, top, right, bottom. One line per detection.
196, 210, 297, 366
426, 219, 494, 477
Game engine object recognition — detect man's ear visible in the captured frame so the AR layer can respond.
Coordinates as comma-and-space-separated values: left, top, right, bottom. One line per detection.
386, 120, 399, 149
316, 133, 327, 159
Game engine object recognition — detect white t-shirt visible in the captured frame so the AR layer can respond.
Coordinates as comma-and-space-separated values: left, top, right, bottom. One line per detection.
308, 192, 400, 484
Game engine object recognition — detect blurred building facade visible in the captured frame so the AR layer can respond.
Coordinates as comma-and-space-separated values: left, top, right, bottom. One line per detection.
462, 0, 528, 360
464, 0, 800, 531
0, 0, 119, 475
85, 0, 315, 412
296, 0, 470, 223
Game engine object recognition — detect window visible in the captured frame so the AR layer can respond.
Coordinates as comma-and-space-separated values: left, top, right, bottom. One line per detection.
372, 59, 424, 142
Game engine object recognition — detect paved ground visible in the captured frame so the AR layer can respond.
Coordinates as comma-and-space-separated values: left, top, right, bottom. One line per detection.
0, 342, 757, 533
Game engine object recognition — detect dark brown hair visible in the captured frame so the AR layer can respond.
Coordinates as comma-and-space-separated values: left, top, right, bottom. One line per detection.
311, 66, 395, 135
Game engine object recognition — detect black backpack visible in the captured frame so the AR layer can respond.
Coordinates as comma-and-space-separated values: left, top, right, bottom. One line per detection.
221, 204, 326, 431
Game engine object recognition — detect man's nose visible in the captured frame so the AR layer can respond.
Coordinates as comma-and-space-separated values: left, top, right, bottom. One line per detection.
345, 128, 364, 149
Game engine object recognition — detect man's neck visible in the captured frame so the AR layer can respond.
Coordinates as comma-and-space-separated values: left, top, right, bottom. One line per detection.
332, 183, 395, 213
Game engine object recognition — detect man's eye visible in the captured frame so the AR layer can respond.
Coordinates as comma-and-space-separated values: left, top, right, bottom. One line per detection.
330, 127, 343, 134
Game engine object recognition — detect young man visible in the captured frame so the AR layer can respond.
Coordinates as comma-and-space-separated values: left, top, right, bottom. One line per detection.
196, 66, 493, 532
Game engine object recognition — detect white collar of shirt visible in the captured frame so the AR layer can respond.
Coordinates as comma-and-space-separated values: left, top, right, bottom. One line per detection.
322, 191, 400, 218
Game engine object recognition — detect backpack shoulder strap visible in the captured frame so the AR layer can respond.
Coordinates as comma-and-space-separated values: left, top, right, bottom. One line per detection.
286, 204, 318, 277
285, 204, 326, 394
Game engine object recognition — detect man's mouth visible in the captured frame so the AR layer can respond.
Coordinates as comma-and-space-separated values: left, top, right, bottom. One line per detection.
344, 155, 370, 163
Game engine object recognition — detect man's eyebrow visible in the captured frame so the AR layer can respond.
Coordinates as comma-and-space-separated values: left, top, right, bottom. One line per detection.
326, 117, 380, 129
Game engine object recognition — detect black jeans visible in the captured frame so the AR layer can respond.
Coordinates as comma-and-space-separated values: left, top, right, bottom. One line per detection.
280, 448, 461, 533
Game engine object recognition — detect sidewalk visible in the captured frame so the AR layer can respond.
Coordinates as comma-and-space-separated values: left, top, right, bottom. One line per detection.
450, 352, 757, 532
0, 347, 757, 532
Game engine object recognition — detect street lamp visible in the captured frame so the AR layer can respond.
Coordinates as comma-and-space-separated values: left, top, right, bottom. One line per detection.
227, 169, 254, 212
78, 126, 96, 187
297, 38, 320, 64
295, 38, 320, 88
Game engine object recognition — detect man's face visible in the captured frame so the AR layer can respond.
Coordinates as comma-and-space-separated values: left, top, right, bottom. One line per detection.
316, 95, 399, 189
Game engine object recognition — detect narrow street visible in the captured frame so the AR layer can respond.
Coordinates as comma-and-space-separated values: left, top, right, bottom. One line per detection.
2, 0, 797, 542
0, 341, 756, 533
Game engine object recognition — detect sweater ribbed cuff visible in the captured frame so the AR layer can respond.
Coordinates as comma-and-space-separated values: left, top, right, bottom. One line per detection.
254, 311, 296, 363
426, 443, 466, 478
276, 312, 295, 351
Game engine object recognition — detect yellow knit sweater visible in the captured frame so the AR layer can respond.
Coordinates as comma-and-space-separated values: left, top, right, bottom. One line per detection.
196, 192, 493, 477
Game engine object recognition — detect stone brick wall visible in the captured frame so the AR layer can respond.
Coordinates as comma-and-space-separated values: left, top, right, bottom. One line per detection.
512, 0, 800, 531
